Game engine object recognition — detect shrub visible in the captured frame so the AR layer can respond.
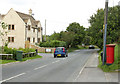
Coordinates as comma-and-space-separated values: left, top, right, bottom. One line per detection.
18, 48, 35, 53
3, 47, 17, 60
39, 40, 66, 47
3, 47, 35, 60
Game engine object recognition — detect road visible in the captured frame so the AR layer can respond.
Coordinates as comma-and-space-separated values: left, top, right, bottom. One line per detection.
1, 49, 98, 82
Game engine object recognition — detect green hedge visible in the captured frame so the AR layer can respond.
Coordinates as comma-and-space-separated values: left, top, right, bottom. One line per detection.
39, 40, 66, 47
18, 48, 35, 53
3, 47, 35, 60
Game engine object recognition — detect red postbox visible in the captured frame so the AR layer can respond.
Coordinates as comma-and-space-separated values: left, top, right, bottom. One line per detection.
106, 44, 116, 65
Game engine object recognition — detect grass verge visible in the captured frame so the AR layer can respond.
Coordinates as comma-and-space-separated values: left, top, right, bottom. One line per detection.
68, 47, 79, 52
98, 44, 120, 72
0, 55, 42, 64
22, 55, 42, 61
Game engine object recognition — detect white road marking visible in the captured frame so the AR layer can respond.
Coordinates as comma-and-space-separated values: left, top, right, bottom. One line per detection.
34, 65, 48, 70
74, 62, 87, 81
52, 60, 60, 63
74, 53, 95, 81
0, 73, 26, 82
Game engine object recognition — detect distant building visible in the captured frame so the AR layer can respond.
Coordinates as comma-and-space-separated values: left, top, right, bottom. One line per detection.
118, 1, 120, 6
1, 8, 42, 49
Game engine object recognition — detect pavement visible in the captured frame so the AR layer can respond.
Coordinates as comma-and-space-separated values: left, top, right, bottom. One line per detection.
76, 51, 119, 83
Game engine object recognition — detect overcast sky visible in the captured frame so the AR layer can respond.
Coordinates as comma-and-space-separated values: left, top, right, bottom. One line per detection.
0, 0, 119, 35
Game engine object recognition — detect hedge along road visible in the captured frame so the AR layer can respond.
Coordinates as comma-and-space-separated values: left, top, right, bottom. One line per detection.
1, 49, 98, 82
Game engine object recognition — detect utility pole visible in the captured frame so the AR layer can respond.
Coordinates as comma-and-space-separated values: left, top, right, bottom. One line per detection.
44, 19, 46, 41
119, 1, 120, 6
103, 0, 108, 65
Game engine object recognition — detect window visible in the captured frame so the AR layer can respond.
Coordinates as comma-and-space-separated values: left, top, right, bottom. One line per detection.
8, 25, 11, 30
8, 37, 14, 42
8, 24, 15, 30
38, 28, 40, 32
28, 25, 30, 30
12, 37, 14, 42
33, 29, 35, 32
8, 37, 10, 42
12, 25, 14, 30
33, 38, 35, 43
27, 37, 30, 42
38, 38, 40, 43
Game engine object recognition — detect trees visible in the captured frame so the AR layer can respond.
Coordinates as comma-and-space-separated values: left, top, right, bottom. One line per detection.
66, 22, 86, 47
82, 36, 92, 45
87, 6, 120, 49
60, 31, 75, 48
41, 22, 86, 48
0, 22, 8, 52
39, 40, 66, 47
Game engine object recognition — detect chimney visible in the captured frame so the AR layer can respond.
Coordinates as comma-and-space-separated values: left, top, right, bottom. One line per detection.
29, 9, 32, 16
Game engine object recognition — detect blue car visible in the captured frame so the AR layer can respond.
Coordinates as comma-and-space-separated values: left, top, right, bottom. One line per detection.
54, 47, 68, 58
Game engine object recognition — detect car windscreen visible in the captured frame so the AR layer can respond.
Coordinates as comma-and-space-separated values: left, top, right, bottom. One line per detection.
55, 48, 63, 51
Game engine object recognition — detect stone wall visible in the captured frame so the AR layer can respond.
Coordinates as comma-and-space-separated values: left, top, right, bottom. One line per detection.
30, 44, 55, 53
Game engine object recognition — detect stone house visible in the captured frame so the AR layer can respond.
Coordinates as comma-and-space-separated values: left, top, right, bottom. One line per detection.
1, 8, 42, 49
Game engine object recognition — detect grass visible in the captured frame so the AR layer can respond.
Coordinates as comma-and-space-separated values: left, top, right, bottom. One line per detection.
0, 60, 17, 64
68, 47, 79, 52
68, 45, 99, 52
98, 44, 120, 72
22, 55, 42, 61
0, 55, 42, 64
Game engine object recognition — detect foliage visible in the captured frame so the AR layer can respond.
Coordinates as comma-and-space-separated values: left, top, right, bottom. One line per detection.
3, 47, 35, 60
39, 40, 66, 47
66, 22, 86, 46
98, 44, 120, 72
0, 22, 8, 43
0, 60, 17, 64
60, 31, 75, 48
49, 32, 61, 41
88, 6, 120, 49
0, 22, 8, 52
82, 36, 92, 45
1, 55, 42, 64
22, 55, 42, 61
18, 48, 35, 53
46, 22, 86, 48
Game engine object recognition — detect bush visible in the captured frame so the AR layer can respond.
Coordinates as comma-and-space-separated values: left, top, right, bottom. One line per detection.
3, 47, 35, 60
18, 48, 35, 53
39, 40, 66, 47
4, 47, 17, 60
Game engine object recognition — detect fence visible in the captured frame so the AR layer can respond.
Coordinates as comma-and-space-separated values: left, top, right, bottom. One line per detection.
30, 44, 55, 53
0, 54, 14, 60
0, 52, 37, 60
22, 52, 36, 58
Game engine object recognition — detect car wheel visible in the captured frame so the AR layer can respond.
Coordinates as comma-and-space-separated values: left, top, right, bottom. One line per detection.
54, 55, 56, 58
66, 54, 68, 57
